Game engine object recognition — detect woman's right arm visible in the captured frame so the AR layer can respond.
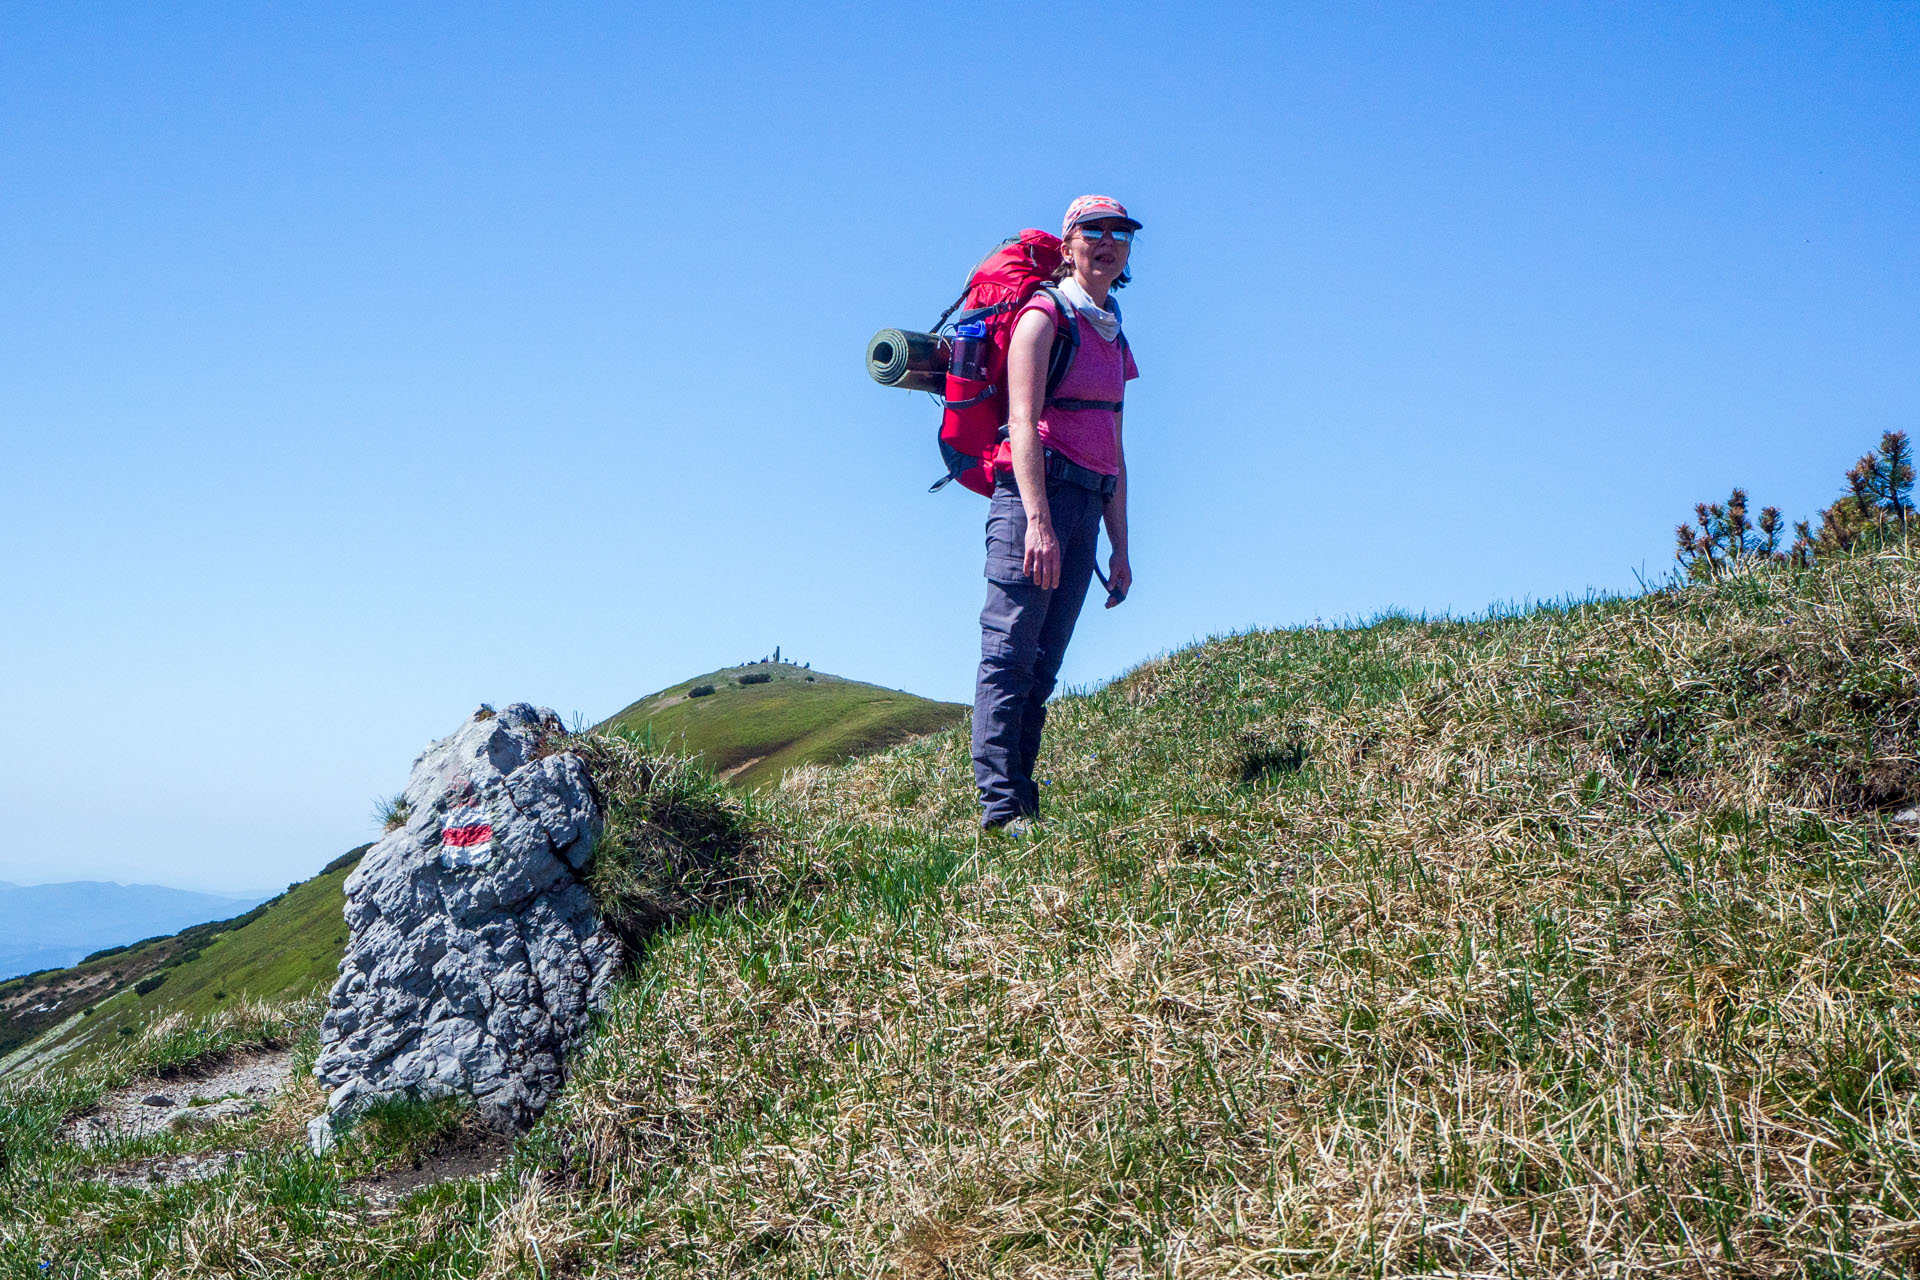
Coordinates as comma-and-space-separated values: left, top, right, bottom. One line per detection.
1005, 305, 1059, 588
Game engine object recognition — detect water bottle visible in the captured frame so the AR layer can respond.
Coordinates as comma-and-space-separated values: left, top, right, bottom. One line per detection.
949, 322, 989, 382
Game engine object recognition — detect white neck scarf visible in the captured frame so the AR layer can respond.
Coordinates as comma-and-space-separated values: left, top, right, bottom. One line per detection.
1059, 276, 1122, 343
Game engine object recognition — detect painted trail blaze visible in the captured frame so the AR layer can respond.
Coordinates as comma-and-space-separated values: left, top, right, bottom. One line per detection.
439, 774, 493, 852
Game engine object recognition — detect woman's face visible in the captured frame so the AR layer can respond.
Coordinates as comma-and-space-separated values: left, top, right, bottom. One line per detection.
1066, 218, 1132, 290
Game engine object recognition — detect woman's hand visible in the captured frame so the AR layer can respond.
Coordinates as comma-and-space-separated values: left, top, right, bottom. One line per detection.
1024, 518, 1062, 590
1104, 550, 1131, 607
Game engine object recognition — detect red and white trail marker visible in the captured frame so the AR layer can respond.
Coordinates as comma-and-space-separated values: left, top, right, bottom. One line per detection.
442, 822, 494, 849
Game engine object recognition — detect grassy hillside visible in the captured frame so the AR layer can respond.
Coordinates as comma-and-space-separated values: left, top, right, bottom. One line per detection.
1, 664, 955, 1080
0, 896, 287, 1066
0, 849, 364, 1078
8, 549, 1920, 1276
599, 661, 965, 790
535, 553, 1920, 1278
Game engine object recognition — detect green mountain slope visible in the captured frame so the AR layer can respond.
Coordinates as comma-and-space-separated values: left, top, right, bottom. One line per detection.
0, 881, 265, 981
0, 848, 365, 1077
598, 661, 966, 790
2, 664, 960, 1077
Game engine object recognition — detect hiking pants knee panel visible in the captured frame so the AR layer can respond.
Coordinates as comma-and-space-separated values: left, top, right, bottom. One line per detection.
972, 477, 1104, 823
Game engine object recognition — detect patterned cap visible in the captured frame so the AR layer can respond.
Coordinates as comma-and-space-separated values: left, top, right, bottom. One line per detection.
1061, 195, 1142, 237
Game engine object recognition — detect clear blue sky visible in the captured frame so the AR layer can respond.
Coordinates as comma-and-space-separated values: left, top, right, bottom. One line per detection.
4, 3, 1915, 892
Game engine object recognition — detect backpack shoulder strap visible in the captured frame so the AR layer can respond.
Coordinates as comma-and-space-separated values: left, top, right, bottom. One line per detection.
1038, 286, 1127, 413
1039, 285, 1079, 399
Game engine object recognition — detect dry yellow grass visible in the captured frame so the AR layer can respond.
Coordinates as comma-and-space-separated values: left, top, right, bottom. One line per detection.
543, 550, 1920, 1277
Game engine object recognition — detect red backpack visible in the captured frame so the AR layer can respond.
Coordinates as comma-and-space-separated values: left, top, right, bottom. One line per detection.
930, 230, 1093, 496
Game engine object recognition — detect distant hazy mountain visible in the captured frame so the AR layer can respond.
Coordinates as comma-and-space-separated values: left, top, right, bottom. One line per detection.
0, 882, 264, 981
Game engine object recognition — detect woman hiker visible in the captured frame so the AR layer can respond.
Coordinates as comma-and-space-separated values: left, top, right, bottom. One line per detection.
972, 195, 1140, 833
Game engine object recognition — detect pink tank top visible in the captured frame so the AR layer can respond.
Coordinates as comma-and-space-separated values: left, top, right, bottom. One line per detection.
1007, 293, 1138, 477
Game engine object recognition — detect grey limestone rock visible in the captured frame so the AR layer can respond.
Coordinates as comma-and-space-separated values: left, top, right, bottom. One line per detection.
167, 1097, 261, 1132
309, 704, 621, 1153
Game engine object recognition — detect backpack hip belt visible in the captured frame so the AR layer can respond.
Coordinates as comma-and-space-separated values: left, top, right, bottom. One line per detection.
1042, 449, 1118, 498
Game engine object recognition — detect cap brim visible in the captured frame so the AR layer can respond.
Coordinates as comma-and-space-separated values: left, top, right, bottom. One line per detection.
1069, 216, 1143, 232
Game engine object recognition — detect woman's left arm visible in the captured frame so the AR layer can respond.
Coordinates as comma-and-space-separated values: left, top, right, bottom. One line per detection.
1103, 411, 1131, 607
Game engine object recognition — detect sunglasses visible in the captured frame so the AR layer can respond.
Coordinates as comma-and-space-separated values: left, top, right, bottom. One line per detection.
1075, 226, 1135, 244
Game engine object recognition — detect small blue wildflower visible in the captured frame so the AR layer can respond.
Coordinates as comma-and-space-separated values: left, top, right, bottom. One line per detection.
1041, 779, 1053, 787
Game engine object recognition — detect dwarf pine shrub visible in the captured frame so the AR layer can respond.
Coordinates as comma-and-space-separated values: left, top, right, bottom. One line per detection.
1674, 486, 1784, 578
1796, 429, 1915, 558
1678, 430, 1914, 578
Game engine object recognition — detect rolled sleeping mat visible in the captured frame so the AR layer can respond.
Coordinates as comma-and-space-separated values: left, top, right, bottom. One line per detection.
867, 329, 950, 394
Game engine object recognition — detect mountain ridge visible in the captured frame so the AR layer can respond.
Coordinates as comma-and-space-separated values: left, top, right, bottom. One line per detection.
0, 881, 267, 983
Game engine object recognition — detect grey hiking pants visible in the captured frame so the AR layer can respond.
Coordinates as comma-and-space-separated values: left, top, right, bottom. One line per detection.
972, 473, 1105, 826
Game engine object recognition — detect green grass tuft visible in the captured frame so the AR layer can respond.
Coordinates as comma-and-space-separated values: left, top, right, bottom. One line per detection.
567, 730, 761, 953
350, 1094, 470, 1165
